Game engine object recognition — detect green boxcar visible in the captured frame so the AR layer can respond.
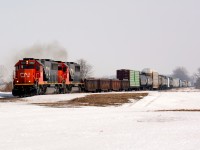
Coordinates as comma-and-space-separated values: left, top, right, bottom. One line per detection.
129, 70, 140, 89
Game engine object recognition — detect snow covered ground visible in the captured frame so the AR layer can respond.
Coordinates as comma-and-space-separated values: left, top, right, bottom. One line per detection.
0, 92, 14, 98
0, 88, 200, 150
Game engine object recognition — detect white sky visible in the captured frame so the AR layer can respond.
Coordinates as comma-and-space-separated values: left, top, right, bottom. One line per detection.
0, 0, 200, 77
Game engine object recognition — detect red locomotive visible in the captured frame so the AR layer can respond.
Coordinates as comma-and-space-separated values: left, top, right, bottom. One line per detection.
12, 58, 83, 96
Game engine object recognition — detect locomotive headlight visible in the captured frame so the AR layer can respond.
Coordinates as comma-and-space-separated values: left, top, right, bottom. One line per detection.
17, 80, 19, 83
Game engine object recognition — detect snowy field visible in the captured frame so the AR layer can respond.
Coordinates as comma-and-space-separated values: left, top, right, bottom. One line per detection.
0, 88, 200, 150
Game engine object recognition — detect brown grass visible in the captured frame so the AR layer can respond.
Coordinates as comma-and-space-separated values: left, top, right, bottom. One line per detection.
157, 109, 200, 112
35, 93, 148, 108
0, 97, 24, 102
0, 82, 12, 92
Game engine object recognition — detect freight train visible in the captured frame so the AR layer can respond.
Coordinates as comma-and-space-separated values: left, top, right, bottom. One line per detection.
12, 58, 190, 97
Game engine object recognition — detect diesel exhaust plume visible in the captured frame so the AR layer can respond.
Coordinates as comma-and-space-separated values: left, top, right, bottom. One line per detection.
4, 41, 68, 83
16, 41, 68, 61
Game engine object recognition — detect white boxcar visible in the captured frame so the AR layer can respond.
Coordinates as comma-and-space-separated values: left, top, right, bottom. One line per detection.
173, 78, 180, 88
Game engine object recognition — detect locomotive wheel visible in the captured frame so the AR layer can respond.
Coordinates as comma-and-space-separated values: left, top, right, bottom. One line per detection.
66, 85, 72, 93
58, 86, 64, 94
36, 86, 41, 95
54, 86, 60, 94
62, 82, 67, 94
35, 82, 40, 95
62, 86, 67, 94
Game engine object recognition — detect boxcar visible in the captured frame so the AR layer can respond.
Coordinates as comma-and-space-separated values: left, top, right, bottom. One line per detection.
141, 69, 159, 90
152, 72, 159, 89
159, 75, 168, 90
173, 78, 180, 88
117, 69, 140, 90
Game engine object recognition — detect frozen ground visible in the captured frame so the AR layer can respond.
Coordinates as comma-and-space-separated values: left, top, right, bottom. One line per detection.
0, 92, 14, 98
0, 88, 200, 150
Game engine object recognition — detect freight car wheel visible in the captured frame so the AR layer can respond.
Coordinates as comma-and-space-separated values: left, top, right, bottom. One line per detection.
78, 85, 84, 93
59, 86, 64, 94
62, 88, 66, 94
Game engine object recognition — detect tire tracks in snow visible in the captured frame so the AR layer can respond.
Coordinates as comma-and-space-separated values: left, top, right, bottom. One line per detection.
144, 93, 162, 107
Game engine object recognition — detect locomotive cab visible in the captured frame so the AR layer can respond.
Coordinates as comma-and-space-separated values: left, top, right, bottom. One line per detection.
66, 62, 81, 83
14, 59, 43, 84
12, 58, 44, 96
58, 62, 70, 84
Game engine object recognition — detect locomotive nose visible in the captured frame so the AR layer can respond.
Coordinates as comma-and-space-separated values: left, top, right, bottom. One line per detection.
18, 69, 34, 84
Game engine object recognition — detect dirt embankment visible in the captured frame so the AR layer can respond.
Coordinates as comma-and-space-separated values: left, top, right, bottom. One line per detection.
0, 82, 12, 92
35, 93, 148, 108
157, 109, 200, 112
0, 97, 24, 102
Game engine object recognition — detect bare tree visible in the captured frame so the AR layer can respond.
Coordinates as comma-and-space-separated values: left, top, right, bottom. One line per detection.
0, 65, 13, 91
172, 67, 190, 81
194, 68, 200, 89
77, 59, 93, 79
0, 65, 12, 84
0, 65, 4, 86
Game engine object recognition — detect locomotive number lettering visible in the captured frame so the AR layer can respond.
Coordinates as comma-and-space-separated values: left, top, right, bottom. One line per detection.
20, 73, 30, 78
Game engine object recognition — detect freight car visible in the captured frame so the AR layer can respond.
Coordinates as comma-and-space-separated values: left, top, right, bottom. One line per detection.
141, 68, 159, 90
158, 75, 168, 90
110, 79, 121, 91
84, 78, 122, 92
84, 78, 98, 92
117, 69, 140, 90
140, 72, 153, 90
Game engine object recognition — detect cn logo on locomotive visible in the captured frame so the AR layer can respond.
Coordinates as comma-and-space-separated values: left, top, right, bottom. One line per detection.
20, 73, 30, 78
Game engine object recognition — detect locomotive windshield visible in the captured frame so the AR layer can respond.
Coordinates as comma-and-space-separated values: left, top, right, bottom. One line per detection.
58, 65, 67, 72
75, 66, 80, 72
20, 61, 36, 69
21, 65, 35, 69
63, 67, 67, 72
58, 65, 62, 70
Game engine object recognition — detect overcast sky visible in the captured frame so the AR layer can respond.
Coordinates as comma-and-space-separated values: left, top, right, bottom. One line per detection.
0, 0, 200, 77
